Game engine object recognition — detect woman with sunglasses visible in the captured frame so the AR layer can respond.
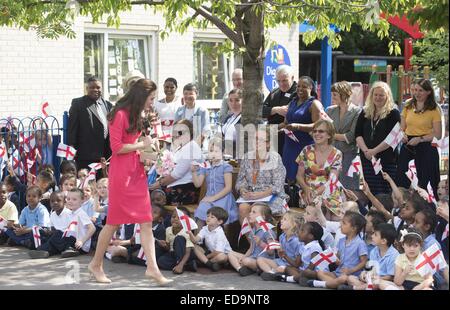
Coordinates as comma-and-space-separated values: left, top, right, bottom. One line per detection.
355, 81, 400, 195
148, 119, 203, 205
396, 79, 443, 198
296, 120, 344, 219
88, 79, 172, 286
282, 76, 323, 183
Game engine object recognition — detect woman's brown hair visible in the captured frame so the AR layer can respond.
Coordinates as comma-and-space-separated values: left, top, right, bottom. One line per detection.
107, 79, 157, 134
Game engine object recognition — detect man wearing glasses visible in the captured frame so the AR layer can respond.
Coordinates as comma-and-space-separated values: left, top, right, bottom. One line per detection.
262, 65, 297, 156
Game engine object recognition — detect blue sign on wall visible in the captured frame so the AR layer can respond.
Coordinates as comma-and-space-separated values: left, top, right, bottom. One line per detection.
264, 45, 291, 92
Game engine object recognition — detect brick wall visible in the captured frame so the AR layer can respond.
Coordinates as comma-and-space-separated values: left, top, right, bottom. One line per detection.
0, 7, 298, 123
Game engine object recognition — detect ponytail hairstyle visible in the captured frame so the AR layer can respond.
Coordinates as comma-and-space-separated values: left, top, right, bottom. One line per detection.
344, 211, 367, 237
304, 222, 325, 250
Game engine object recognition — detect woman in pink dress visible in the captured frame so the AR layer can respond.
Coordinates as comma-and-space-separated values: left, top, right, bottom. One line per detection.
88, 79, 172, 286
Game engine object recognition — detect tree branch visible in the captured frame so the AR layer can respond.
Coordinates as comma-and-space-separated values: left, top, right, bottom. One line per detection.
194, 5, 244, 48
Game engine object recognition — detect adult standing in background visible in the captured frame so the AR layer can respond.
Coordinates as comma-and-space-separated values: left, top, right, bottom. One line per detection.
282, 76, 322, 183
154, 78, 182, 141
326, 81, 361, 190
174, 83, 210, 146
355, 81, 400, 195
396, 79, 443, 198
220, 69, 243, 124
262, 65, 297, 156
68, 76, 112, 170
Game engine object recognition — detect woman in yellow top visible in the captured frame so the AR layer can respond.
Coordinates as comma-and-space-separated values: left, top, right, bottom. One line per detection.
396, 79, 442, 198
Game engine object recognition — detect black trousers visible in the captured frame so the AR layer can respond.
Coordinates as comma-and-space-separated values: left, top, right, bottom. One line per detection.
38, 230, 77, 256
396, 139, 440, 198
156, 236, 194, 270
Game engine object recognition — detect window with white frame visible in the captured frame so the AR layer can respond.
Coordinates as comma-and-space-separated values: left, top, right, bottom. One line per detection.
193, 40, 231, 101
84, 32, 152, 102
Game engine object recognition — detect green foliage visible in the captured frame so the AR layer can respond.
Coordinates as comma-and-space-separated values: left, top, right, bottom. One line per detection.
407, 0, 449, 32
411, 31, 449, 91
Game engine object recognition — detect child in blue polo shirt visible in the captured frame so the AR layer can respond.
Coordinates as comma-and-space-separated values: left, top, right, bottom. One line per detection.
309, 211, 368, 289
347, 223, 399, 289
257, 211, 303, 280
4, 186, 50, 248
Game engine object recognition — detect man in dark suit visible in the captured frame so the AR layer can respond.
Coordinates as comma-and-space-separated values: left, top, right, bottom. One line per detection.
262, 65, 297, 156
68, 76, 112, 170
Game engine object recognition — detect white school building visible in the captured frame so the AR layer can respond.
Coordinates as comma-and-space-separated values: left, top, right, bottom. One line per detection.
0, 6, 299, 123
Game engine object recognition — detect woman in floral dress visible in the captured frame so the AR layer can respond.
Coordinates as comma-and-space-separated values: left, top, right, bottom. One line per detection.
296, 120, 344, 218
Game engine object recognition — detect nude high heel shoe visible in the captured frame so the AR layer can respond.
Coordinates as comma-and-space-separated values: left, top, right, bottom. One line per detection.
88, 265, 112, 284
145, 272, 173, 286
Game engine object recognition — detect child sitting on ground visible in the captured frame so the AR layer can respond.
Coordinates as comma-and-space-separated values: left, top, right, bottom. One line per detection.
365, 209, 387, 255
285, 222, 326, 285
308, 211, 368, 289
346, 223, 399, 290
127, 204, 167, 266
228, 202, 276, 276
157, 207, 197, 274
0, 182, 19, 245
378, 228, 434, 290
4, 186, 50, 248
257, 211, 303, 280
28, 191, 72, 258
188, 206, 231, 272
58, 188, 96, 258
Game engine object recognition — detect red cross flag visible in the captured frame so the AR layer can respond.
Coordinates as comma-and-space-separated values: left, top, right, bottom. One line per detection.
63, 221, 78, 238
11, 150, 25, 177
88, 162, 103, 171
347, 155, 362, 177
415, 243, 447, 277
238, 217, 252, 243
259, 241, 282, 255
161, 119, 175, 127
56, 143, 77, 160
255, 216, 275, 233
371, 156, 383, 175
151, 121, 171, 141
32, 225, 41, 248
282, 128, 300, 143
406, 160, 417, 180
319, 110, 333, 123
137, 247, 147, 262
41, 101, 50, 118
311, 248, 337, 270
426, 182, 437, 205
432, 136, 449, 150
442, 224, 449, 241
176, 208, 198, 232
323, 173, 342, 198
19, 132, 36, 153
79, 168, 96, 189
0, 217, 7, 232
282, 201, 290, 212
26, 158, 35, 170
384, 122, 404, 150
192, 161, 211, 169
133, 224, 141, 244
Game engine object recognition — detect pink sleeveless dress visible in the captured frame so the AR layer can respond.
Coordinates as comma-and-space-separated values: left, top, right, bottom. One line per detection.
106, 109, 152, 224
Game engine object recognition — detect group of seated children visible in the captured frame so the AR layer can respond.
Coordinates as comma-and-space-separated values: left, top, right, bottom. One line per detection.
1, 153, 449, 291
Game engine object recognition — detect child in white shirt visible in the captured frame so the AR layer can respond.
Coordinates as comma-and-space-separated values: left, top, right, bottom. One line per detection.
188, 206, 231, 271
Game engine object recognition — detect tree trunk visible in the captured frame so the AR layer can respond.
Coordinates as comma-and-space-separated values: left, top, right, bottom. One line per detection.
241, 7, 264, 126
